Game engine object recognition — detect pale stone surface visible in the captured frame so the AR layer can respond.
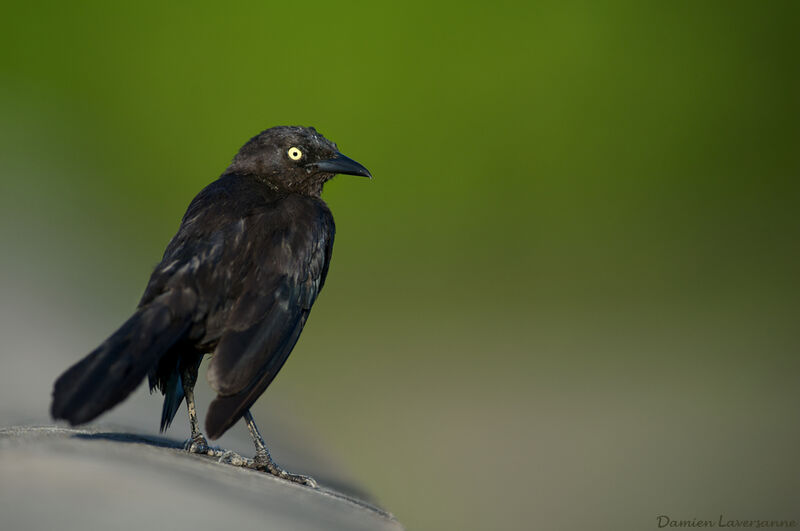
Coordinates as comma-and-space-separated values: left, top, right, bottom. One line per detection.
0, 425, 403, 531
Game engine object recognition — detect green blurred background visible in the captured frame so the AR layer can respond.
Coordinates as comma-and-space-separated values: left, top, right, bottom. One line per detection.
2, 1, 799, 530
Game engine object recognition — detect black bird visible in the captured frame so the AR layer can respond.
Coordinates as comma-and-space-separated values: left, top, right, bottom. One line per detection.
51, 126, 371, 485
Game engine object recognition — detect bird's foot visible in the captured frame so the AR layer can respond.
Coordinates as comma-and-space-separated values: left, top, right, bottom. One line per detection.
218, 450, 253, 467
251, 453, 317, 488
183, 433, 223, 457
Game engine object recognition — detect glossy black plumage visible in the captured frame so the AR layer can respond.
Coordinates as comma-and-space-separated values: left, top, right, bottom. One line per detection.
51, 126, 370, 445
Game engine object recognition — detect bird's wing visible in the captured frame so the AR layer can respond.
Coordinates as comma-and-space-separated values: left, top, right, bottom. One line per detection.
203, 199, 333, 439
206, 197, 334, 398
138, 180, 240, 313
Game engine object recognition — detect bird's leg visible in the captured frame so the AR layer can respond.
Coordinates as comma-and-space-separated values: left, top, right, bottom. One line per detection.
180, 363, 214, 455
243, 410, 317, 487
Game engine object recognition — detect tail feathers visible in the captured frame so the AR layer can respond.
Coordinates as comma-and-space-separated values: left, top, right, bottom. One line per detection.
159, 370, 184, 432
51, 302, 191, 426
157, 352, 204, 432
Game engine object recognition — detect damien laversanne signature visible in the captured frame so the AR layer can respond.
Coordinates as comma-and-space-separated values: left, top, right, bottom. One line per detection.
657, 515, 798, 528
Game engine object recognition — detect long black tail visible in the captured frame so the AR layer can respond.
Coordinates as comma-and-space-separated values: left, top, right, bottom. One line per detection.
51, 300, 192, 426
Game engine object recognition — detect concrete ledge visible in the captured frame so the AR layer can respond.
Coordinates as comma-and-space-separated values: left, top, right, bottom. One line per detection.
0, 425, 402, 531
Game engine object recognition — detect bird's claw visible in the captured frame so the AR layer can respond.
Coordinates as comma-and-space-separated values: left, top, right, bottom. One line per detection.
217, 451, 314, 485
218, 450, 252, 467
252, 454, 317, 487
183, 434, 223, 457
282, 473, 317, 488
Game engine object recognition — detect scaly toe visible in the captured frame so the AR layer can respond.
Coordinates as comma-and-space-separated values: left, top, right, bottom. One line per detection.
183, 434, 225, 457
184, 435, 209, 454
251, 455, 317, 487
274, 469, 317, 488
218, 450, 252, 467
288, 474, 317, 488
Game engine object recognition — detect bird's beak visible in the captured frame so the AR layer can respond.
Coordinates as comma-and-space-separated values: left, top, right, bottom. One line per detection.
310, 152, 372, 179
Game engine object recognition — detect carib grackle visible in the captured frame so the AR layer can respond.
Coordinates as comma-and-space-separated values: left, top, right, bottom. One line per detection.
51, 126, 371, 486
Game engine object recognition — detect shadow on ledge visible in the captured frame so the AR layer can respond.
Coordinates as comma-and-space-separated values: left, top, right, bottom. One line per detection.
0, 425, 402, 531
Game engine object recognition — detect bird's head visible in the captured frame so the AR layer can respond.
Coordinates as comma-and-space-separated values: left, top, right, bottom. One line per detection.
225, 126, 371, 196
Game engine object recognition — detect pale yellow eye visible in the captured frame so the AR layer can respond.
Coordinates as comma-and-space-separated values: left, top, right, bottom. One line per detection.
287, 147, 303, 160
